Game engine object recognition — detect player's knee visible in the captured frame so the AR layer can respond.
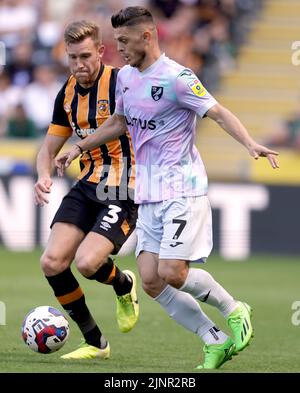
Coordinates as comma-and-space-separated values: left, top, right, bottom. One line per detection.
75, 253, 106, 278
141, 280, 162, 298
158, 263, 187, 288
40, 252, 70, 276
141, 280, 154, 296
139, 271, 163, 298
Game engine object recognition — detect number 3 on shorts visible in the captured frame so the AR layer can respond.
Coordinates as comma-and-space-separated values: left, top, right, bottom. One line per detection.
103, 204, 122, 224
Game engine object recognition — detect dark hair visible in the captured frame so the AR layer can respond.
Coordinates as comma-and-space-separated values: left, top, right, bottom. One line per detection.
111, 6, 154, 28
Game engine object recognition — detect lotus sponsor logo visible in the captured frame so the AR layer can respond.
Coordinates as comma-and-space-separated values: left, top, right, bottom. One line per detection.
125, 116, 156, 130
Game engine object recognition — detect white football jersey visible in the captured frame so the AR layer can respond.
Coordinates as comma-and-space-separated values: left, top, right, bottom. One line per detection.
115, 54, 217, 203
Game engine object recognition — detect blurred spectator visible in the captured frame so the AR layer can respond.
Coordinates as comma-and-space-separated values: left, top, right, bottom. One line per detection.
45, 0, 76, 21
6, 102, 37, 138
0, 0, 38, 48
151, 0, 181, 18
34, 0, 63, 66
266, 110, 300, 152
0, 70, 22, 136
22, 64, 60, 135
6, 41, 35, 87
202, 14, 236, 90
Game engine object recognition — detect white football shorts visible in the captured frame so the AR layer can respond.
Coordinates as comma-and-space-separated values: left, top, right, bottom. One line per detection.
135, 195, 213, 262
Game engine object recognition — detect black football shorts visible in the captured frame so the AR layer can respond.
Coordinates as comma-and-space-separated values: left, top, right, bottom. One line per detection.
51, 181, 138, 254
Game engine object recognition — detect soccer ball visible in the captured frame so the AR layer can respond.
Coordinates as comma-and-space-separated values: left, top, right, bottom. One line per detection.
22, 306, 69, 354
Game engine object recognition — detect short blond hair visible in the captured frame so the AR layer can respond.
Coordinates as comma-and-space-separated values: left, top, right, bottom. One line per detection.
64, 20, 101, 45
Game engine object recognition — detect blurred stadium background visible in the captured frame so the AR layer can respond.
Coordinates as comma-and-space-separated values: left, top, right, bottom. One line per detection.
0, 0, 300, 373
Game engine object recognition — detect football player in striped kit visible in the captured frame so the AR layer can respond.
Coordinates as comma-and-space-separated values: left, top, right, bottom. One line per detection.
34, 20, 139, 360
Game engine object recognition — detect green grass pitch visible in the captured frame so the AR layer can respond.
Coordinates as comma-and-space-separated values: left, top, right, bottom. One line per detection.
0, 247, 299, 373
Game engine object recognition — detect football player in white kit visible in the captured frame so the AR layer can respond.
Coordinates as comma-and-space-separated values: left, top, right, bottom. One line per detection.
56, 7, 279, 369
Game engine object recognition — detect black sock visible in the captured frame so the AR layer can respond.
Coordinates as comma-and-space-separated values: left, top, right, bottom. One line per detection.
88, 257, 132, 296
45, 268, 104, 348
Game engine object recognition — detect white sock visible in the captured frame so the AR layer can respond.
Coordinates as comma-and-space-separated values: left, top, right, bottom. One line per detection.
155, 285, 215, 337
202, 326, 228, 345
180, 268, 237, 317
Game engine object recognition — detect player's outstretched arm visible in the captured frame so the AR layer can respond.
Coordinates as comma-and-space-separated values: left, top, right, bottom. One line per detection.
55, 113, 127, 176
35, 134, 69, 206
206, 103, 279, 169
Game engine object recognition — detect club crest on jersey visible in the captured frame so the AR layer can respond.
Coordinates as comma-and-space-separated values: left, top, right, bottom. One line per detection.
97, 99, 109, 116
151, 86, 163, 101
188, 79, 207, 97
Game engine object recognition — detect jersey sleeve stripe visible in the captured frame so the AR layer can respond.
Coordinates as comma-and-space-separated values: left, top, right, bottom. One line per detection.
47, 124, 72, 137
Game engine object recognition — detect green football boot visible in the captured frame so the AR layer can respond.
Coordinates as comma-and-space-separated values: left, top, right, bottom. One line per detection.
116, 270, 139, 333
196, 337, 236, 370
61, 340, 110, 360
227, 301, 253, 352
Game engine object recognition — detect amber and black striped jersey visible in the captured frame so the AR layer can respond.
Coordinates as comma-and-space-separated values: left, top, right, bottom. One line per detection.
48, 63, 135, 196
